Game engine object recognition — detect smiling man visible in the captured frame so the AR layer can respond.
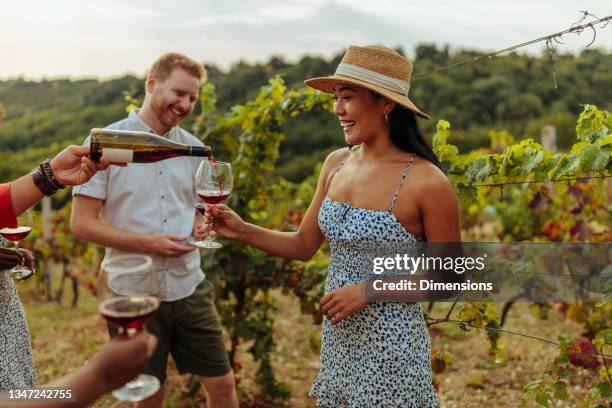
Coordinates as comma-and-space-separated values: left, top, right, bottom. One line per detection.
70, 53, 238, 408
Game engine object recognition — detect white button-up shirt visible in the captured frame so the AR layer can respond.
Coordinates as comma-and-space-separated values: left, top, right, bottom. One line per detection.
73, 109, 204, 301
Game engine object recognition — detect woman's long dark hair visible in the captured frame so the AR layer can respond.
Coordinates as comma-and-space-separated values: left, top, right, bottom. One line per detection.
387, 104, 440, 168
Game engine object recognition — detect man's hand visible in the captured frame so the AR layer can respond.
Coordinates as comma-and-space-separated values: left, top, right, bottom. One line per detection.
145, 234, 196, 258
320, 283, 368, 325
50, 145, 112, 186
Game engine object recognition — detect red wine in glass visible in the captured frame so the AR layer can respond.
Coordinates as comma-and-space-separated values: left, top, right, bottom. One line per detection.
195, 159, 232, 249
207, 151, 224, 191
0, 226, 32, 242
99, 296, 159, 336
0, 226, 33, 280
98, 254, 160, 402
197, 189, 231, 205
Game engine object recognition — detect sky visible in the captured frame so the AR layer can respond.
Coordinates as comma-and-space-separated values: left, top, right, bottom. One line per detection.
0, 0, 610, 79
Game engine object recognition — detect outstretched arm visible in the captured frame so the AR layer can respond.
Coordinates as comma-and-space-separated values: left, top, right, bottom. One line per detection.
9, 146, 110, 216
0, 333, 157, 408
206, 149, 347, 261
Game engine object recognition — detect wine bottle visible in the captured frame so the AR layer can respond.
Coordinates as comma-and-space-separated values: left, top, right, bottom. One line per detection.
89, 128, 211, 164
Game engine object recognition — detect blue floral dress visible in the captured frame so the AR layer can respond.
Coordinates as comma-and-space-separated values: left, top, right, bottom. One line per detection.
309, 149, 440, 407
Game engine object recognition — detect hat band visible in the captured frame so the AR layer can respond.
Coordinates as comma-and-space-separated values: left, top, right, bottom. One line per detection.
335, 63, 410, 96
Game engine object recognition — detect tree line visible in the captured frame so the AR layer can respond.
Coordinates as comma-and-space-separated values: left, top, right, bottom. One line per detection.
0, 45, 610, 183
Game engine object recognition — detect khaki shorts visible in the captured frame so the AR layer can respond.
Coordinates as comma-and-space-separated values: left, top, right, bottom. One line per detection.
108, 279, 231, 383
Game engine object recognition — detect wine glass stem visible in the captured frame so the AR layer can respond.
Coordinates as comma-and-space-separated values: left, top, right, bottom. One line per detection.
207, 209, 214, 241
202, 212, 209, 240
14, 242, 20, 262
12, 241, 24, 271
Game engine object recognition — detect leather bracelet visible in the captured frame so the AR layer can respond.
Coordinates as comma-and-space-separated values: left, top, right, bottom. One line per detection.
31, 166, 57, 196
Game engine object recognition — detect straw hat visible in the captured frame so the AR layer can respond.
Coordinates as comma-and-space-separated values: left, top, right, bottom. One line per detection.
305, 45, 430, 119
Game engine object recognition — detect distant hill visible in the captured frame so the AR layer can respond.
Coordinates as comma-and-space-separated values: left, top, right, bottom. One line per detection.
1, 45, 610, 183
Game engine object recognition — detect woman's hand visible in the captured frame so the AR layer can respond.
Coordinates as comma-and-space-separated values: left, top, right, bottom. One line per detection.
50, 145, 113, 186
89, 332, 157, 392
17, 249, 35, 277
320, 283, 368, 325
0, 247, 22, 270
205, 204, 249, 240
0, 248, 34, 279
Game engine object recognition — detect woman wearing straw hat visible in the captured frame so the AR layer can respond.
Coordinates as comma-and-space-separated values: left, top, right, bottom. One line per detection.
205, 45, 460, 406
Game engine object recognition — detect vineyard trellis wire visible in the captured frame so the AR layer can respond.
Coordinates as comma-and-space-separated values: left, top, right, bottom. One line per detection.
413, 11, 611, 84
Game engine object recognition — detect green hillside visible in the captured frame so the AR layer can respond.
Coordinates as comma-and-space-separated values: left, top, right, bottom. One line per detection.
1, 45, 610, 183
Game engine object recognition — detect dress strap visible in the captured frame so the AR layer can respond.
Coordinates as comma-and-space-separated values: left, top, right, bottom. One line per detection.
388, 154, 416, 211
325, 147, 355, 194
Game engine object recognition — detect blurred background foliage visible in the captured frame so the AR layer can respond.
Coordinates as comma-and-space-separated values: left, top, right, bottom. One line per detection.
1, 45, 610, 187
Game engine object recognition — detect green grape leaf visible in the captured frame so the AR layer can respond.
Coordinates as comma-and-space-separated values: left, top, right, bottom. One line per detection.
535, 390, 550, 407
547, 154, 580, 180
517, 150, 544, 175
597, 135, 612, 148
553, 380, 568, 400
596, 381, 611, 398
465, 156, 495, 181
576, 105, 611, 143
599, 329, 612, 345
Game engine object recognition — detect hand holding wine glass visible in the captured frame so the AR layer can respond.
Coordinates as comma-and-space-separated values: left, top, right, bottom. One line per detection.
194, 159, 233, 249
17, 248, 35, 272
0, 247, 23, 270
98, 254, 160, 402
0, 211, 34, 280
88, 332, 158, 394
203, 204, 249, 240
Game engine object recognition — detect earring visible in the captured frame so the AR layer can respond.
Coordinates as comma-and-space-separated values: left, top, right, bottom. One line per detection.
384, 112, 388, 124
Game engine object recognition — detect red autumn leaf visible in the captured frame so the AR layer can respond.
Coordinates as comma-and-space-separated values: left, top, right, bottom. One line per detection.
566, 338, 601, 369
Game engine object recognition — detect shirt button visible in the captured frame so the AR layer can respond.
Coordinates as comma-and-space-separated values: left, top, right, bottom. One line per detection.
161, 195, 165, 199
159, 171, 163, 175
163, 219, 167, 223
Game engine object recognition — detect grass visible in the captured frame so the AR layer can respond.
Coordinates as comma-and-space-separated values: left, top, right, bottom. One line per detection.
16, 273, 605, 408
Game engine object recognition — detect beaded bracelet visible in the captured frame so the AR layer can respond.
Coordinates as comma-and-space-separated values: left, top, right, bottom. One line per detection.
31, 159, 65, 196
42, 160, 65, 190
31, 166, 56, 196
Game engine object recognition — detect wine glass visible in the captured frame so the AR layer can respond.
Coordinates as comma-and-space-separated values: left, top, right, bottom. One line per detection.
0, 211, 34, 281
98, 254, 160, 401
194, 159, 233, 249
